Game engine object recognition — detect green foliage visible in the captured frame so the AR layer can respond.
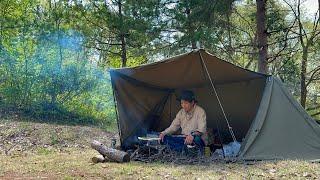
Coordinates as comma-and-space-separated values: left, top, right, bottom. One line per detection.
151, 0, 235, 56
0, 0, 319, 127
0, 19, 117, 129
107, 50, 147, 68
71, 0, 160, 67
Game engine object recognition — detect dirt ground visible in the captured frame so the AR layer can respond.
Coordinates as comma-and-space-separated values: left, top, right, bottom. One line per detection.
1, 147, 320, 179
0, 115, 117, 156
1, 116, 320, 179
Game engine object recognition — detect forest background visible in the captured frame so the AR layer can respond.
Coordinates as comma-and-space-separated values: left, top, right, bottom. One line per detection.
0, 0, 319, 131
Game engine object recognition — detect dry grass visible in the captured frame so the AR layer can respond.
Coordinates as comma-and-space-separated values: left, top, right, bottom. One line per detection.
1, 117, 320, 179
0, 117, 117, 155
1, 148, 320, 179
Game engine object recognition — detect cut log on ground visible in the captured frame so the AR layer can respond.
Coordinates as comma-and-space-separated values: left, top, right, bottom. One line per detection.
91, 154, 106, 163
91, 140, 130, 163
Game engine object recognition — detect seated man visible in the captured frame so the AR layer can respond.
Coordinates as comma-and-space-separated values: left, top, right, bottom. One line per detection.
159, 90, 207, 154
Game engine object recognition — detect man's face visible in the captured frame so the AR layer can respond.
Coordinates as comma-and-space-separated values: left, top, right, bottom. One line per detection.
181, 100, 194, 112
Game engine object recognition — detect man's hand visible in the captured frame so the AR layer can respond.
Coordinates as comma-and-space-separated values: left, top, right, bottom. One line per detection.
184, 134, 194, 145
159, 133, 165, 143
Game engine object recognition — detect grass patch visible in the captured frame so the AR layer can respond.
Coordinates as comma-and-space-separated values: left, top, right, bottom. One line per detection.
1, 148, 320, 179
0, 105, 118, 132
36, 147, 55, 155
1, 112, 319, 179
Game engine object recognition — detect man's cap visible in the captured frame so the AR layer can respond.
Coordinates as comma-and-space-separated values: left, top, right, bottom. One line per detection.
177, 90, 196, 102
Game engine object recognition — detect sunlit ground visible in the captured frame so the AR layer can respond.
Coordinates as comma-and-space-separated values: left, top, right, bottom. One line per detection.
1, 148, 320, 179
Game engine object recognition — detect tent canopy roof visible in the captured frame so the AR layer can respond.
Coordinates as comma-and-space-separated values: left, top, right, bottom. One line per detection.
110, 49, 268, 89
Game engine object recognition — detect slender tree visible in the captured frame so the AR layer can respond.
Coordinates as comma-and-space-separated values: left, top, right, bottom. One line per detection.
284, 0, 320, 108
256, 0, 268, 73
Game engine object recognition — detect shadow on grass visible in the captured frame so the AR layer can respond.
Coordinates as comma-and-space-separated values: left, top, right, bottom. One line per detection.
101, 155, 262, 167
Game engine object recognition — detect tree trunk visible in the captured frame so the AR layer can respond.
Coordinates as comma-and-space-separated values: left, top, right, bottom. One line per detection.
226, 7, 236, 63
256, 0, 268, 73
50, 92, 57, 109
300, 47, 308, 108
120, 35, 127, 67
91, 140, 130, 163
186, 6, 197, 49
118, 0, 127, 67
23, 37, 29, 106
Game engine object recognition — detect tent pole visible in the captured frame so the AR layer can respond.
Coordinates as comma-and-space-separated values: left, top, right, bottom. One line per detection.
198, 53, 226, 158
110, 74, 122, 146
199, 51, 237, 142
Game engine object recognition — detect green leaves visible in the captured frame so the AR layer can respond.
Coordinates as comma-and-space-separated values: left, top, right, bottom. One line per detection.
0, 0, 319, 125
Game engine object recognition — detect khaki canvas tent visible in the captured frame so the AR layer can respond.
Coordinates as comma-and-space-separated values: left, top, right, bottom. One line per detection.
110, 49, 320, 160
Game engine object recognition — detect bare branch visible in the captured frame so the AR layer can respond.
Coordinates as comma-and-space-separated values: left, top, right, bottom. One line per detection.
311, 0, 320, 33
306, 66, 320, 87
91, 36, 122, 46
267, 35, 301, 47
245, 58, 255, 69
267, 49, 300, 63
311, 111, 320, 117
85, 44, 121, 56
307, 105, 320, 111
297, 0, 307, 48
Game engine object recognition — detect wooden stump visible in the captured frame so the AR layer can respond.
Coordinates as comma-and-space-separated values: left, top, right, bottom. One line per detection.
91, 140, 130, 163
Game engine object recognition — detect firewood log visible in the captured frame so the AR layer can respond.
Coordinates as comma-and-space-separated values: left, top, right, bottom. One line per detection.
91, 154, 106, 163
91, 140, 130, 163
